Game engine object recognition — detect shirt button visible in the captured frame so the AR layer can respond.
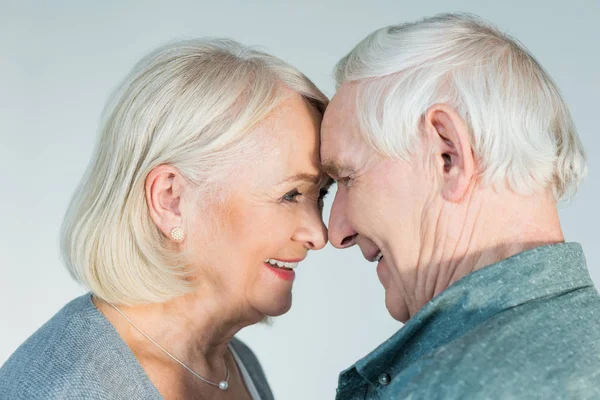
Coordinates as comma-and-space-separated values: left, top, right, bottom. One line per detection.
378, 373, 391, 386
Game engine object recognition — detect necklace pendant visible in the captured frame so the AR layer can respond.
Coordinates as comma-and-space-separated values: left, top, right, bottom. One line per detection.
218, 381, 228, 390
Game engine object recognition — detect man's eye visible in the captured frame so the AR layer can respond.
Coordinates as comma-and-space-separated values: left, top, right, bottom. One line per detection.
337, 177, 352, 187
282, 189, 302, 202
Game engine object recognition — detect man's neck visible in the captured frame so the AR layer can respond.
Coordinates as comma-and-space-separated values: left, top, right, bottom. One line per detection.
413, 186, 564, 317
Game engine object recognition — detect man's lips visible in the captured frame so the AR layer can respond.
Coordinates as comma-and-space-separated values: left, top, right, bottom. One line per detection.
363, 248, 384, 262
356, 237, 383, 262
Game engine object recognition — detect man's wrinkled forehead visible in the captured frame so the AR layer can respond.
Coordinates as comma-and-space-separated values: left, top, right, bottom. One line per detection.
321, 83, 359, 138
320, 83, 362, 172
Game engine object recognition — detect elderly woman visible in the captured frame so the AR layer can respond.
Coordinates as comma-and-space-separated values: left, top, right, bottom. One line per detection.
0, 39, 330, 399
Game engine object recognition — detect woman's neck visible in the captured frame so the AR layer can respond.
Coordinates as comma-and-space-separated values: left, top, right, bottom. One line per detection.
94, 284, 263, 376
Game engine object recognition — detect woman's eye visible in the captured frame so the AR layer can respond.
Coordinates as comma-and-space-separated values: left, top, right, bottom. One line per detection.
317, 188, 329, 209
282, 189, 302, 202
319, 188, 329, 201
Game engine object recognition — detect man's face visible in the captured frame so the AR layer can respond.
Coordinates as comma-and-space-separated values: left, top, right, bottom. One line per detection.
321, 83, 437, 322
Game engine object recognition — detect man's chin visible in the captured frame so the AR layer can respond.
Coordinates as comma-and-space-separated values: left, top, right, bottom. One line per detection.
384, 290, 410, 323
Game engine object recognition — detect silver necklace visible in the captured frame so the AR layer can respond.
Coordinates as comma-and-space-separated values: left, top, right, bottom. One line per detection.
107, 302, 230, 391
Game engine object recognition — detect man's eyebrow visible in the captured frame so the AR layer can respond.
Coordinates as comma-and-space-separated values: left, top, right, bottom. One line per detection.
321, 160, 348, 178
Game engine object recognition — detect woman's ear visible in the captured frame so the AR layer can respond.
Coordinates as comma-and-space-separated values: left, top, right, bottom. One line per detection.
423, 103, 475, 202
145, 165, 185, 240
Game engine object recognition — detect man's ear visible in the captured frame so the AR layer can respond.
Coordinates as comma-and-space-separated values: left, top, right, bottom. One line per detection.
145, 165, 185, 240
423, 103, 475, 202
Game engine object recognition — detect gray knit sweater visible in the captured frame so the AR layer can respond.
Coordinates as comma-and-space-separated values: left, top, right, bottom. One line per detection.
0, 294, 274, 399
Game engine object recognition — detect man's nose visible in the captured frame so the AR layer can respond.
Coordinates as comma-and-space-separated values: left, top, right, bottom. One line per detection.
328, 188, 358, 249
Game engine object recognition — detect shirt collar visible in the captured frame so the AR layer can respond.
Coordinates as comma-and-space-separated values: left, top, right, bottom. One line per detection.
339, 242, 592, 391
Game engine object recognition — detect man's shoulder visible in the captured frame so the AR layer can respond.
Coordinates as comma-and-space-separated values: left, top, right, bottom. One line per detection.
0, 294, 158, 400
388, 286, 600, 398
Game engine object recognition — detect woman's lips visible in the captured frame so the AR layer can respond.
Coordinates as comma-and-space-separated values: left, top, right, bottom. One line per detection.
264, 262, 296, 281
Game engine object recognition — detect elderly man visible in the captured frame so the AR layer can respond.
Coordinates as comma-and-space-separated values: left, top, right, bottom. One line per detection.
321, 13, 600, 399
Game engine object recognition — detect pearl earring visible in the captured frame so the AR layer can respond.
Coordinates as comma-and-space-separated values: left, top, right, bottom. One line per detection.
170, 227, 184, 241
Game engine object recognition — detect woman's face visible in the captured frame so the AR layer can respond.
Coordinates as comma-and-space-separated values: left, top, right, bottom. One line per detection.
188, 93, 330, 318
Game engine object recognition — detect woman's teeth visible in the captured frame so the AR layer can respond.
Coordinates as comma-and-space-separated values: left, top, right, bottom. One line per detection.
375, 251, 383, 262
264, 259, 298, 270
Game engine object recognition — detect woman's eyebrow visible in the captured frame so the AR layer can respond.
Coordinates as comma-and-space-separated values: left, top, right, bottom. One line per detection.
278, 173, 322, 185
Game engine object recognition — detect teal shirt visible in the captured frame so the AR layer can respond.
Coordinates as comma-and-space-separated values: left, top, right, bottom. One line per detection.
336, 243, 600, 399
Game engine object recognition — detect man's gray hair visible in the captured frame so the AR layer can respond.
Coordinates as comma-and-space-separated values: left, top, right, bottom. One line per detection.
335, 13, 586, 200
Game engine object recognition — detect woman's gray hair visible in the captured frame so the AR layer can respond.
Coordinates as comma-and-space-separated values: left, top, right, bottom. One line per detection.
335, 13, 586, 200
61, 39, 328, 305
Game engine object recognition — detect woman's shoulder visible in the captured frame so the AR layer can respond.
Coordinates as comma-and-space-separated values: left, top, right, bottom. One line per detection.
230, 337, 274, 400
0, 294, 160, 400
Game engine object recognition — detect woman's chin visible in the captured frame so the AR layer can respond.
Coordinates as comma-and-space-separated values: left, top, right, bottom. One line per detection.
249, 265, 296, 316
253, 292, 293, 317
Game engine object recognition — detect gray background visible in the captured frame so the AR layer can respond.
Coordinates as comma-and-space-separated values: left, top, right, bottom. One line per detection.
1, 1, 598, 399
